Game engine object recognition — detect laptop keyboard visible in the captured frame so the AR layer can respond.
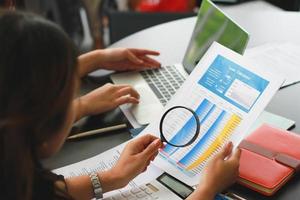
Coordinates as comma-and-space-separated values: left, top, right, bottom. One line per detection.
140, 66, 186, 106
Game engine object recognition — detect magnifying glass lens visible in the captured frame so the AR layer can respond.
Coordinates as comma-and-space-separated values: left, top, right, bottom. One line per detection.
161, 107, 199, 147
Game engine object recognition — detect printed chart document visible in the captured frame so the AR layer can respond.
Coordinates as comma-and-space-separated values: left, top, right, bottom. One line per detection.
139, 42, 284, 186
245, 42, 300, 88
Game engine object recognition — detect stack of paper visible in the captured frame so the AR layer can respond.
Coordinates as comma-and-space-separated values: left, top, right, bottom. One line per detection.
245, 43, 300, 88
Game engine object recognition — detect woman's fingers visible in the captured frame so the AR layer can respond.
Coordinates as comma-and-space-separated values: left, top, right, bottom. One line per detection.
150, 150, 159, 161
228, 148, 241, 163
114, 95, 139, 106
142, 159, 151, 172
127, 50, 144, 64
113, 84, 132, 90
127, 49, 161, 69
113, 85, 140, 106
140, 56, 161, 68
216, 142, 233, 160
136, 134, 161, 148
115, 86, 140, 99
141, 139, 161, 159
131, 48, 160, 56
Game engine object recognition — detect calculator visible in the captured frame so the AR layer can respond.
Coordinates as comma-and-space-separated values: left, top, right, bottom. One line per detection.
103, 172, 238, 200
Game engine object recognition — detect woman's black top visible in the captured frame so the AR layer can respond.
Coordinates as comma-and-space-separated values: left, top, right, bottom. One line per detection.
33, 166, 73, 200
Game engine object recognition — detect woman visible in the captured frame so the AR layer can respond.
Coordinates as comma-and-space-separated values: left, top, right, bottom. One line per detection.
0, 11, 240, 200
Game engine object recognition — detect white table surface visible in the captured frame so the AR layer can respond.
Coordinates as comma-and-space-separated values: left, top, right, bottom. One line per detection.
94, 0, 300, 67
90, 0, 300, 133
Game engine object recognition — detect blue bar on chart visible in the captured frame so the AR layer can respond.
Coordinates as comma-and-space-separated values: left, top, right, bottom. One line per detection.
178, 110, 226, 166
160, 98, 242, 177
162, 99, 214, 156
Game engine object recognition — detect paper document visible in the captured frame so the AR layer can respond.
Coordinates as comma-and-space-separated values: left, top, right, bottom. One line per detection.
53, 143, 163, 197
119, 104, 142, 128
245, 42, 300, 88
138, 42, 284, 185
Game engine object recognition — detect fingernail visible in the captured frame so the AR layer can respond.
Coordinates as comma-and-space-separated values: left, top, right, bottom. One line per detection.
154, 139, 161, 146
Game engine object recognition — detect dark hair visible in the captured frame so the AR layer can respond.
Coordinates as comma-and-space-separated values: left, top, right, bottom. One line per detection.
0, 11, 78, 200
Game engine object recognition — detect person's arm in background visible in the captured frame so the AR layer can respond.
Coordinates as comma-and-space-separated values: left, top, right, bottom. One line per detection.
77, 48, 161, 77
187, 142, 241, 200
65, 134, 163, 200
73, 48, 161, 121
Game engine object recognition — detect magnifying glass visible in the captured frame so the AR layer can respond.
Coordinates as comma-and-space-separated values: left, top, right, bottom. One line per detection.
159, 106, 200, 147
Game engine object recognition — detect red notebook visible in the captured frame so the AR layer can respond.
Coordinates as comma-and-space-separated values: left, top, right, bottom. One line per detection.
238, 124, 300, 196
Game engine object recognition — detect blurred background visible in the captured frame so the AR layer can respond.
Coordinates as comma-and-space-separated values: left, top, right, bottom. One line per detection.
1, 0, 299, 53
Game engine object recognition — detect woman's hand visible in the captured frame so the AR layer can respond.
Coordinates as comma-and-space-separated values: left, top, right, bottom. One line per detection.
99, 48, 161, 71
78, 48, 161, 76
187, 142, 241, 200
108, 134, 163, 189
75, 83, 139, 120
66, 135, 162, 198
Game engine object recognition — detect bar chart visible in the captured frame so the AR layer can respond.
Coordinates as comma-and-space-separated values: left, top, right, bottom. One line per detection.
159, 98, 241, 177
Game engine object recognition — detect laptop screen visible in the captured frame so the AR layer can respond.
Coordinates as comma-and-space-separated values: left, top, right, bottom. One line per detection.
183, 0, 249, 74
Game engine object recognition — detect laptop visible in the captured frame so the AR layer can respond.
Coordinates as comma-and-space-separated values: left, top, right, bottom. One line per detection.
111, 0, 249, 125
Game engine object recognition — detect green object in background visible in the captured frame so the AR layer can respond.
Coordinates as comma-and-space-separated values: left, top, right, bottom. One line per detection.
183, 0, 249, 74
213, 0, 239, 3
